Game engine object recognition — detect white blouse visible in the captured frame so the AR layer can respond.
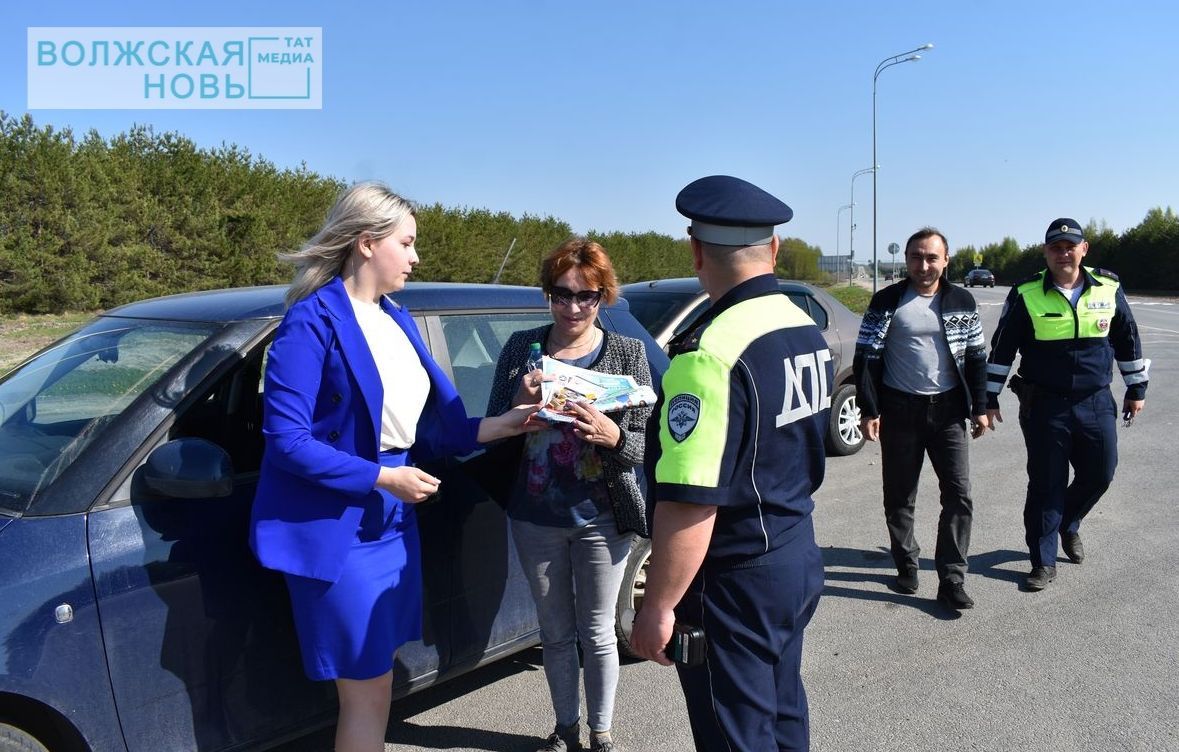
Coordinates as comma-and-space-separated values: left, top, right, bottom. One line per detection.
349, 297, 431, 451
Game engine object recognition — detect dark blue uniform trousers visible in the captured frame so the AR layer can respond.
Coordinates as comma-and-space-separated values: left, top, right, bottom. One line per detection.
1018, 387, 1118, 568
674, 523, 824, 752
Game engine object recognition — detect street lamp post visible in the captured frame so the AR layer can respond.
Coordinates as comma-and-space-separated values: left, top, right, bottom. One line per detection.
849, 166, 875, 284
836, 203, 852, 281
872, 43, 933, 292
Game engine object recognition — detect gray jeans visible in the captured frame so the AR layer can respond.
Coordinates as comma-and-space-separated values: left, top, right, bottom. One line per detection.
511, 512, 631, 732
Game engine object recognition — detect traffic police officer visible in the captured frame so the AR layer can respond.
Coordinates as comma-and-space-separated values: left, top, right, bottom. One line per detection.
631, 175, 830, 751
986, 218, 1148, 591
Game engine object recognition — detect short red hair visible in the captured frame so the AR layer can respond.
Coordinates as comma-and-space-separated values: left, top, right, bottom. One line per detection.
540, 237, 619, 305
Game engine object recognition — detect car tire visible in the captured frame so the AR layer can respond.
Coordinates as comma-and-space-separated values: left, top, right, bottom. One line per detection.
0, 724, 49, 752
826, 384, 865, 456
614, 535, 652, 659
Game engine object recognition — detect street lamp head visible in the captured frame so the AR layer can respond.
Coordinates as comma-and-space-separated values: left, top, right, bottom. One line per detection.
871, 43, 933, 293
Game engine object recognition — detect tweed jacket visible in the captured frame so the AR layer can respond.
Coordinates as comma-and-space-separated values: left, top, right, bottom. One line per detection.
487, 324, 653, 537
852, 279, 988, 420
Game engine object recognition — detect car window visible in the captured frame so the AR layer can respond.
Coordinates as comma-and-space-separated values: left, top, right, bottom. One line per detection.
671, 299, 712, 339
0, 317, 220, 514
171, 349, 267, 476
785, 292, 827, 330
437, 312, 552, 411
624, 292, 697, 337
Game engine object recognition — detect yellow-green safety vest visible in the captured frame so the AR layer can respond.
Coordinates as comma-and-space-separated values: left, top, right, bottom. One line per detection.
1017, 268, 1119, 341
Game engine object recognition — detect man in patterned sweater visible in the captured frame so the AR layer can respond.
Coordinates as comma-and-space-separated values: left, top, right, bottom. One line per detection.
852, 227, 990, 609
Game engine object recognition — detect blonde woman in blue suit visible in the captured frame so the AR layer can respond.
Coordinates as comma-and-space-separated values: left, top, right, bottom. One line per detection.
250, 182, 539, 752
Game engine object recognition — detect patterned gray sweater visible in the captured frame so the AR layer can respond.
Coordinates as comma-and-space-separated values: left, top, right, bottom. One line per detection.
486, 324, 653, 536
852, 279, 988, 419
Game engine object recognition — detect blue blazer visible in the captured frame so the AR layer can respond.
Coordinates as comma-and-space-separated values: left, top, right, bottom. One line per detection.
250, 276, 481, 582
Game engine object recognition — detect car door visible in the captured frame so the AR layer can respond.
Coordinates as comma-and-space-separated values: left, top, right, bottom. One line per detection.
414, 310, 553, 676
88, 336, 335, 752
784, 290, 841, 370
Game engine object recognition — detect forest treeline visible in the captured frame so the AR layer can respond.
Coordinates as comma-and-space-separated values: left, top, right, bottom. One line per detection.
0, 113, 826, 314
2, 112, 1174, 314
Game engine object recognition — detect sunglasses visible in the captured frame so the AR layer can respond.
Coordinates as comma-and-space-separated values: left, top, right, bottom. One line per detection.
548, 287, 603, 308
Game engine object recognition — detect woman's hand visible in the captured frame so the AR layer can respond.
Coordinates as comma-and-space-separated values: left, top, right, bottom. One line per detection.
512, 369, 552, 407
376, 465, 441, 503
565, 401, 621, 448
477, 403, 545, 443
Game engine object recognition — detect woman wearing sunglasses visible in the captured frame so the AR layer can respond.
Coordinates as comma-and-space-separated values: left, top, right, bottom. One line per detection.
487, 238, 653, 752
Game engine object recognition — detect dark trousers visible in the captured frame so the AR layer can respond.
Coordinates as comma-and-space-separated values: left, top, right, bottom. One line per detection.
1018, 387, 1118, 568
674, 521, 824, 752
879, 386, 973, 583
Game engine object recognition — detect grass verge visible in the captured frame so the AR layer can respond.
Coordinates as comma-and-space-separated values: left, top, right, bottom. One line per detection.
824, 284, 871, 315
0, 312, 95, 375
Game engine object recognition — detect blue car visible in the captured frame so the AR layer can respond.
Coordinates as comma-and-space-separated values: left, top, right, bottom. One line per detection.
0, 284, 667, 752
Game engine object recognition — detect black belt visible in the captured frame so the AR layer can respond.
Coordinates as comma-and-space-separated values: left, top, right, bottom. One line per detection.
882, 385, 962, 404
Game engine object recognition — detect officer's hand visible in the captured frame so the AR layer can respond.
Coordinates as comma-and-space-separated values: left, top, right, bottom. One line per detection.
986, 408, 1002, 428
860, 416, 880, 442
971, 413, 990, 439
630, 605, 675, 666
1123, 398, 1145, 421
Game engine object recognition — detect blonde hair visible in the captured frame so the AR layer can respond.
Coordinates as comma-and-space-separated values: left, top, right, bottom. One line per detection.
282, 181, 416, 306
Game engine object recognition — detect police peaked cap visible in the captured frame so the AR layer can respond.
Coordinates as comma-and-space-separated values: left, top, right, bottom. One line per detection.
676, 175, 793, 247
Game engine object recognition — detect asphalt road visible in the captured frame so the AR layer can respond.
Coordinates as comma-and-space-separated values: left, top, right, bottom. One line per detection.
285, 285, 1179, 752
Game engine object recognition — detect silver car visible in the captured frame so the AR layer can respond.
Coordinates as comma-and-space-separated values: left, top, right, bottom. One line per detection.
620, 277, 865, 457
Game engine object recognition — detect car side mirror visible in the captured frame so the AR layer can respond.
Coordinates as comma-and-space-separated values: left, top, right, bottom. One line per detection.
143, 438, 235, 498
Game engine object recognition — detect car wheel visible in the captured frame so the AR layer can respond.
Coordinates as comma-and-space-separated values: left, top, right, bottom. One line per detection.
615, 535, 652, 659
0, 724, 50, 752
826, 385, 864, 456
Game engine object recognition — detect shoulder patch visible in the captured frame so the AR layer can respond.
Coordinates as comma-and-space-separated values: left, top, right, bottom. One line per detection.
666, 393, 701, 442
1017, 270, 1043, 285
1091, 267, 1120, 281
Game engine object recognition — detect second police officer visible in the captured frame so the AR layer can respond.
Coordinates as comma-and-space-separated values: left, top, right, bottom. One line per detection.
986, 218, 1148, 591
631, 175, 830, 752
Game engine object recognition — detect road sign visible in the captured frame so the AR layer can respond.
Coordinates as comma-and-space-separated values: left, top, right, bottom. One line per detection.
887, 242, 900, 255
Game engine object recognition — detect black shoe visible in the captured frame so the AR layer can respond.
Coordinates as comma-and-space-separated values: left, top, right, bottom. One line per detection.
589, 736, 619, 752
1061, 532, 1085, 564
894, 567, 919, 594
937, 580, 975, 609
1025, 566, 1057, 591
538, 724, 581, 752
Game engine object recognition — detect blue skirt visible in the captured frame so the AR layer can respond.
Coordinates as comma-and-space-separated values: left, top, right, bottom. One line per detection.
284, 450, 423, 681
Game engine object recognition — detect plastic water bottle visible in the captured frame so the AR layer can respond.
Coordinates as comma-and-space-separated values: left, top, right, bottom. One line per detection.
526, 342, 543, 377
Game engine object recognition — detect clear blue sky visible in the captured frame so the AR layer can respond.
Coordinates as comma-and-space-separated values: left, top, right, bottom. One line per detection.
4, 1, 1178, 266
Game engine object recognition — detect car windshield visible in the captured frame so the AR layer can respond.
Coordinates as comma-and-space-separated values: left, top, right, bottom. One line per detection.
623, 292, 698, 337
0, 316, 221, 515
